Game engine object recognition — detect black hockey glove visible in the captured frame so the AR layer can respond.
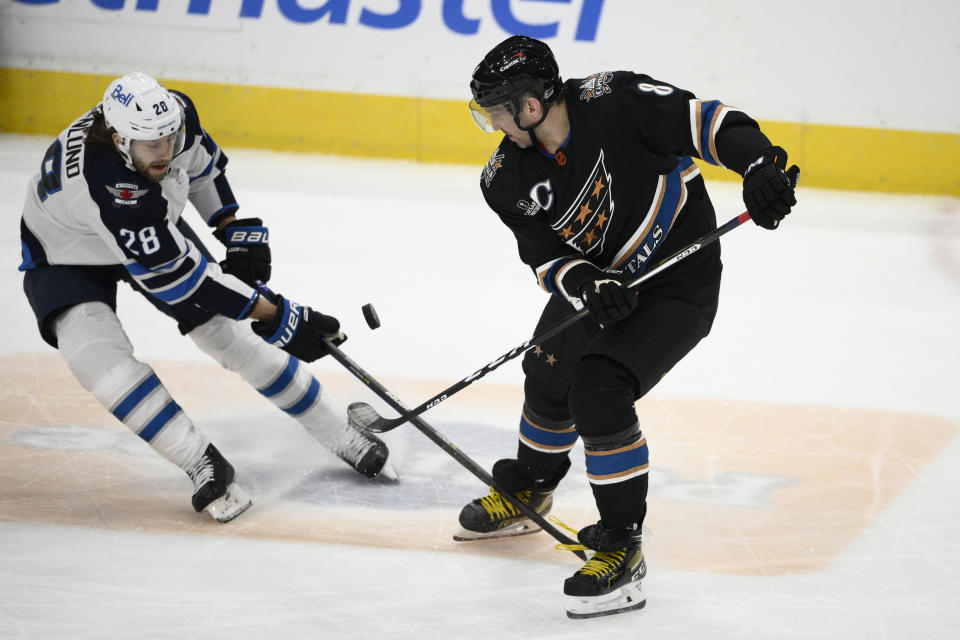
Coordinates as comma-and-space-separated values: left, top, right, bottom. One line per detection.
579, 279, 638, 325
251, 295, 346, 362
214, 218, 272, 286
742, 146, 800, 230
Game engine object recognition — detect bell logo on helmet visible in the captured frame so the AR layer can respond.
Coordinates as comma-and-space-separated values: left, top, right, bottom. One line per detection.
110, 84, 134, 107
102, 72, 185, 172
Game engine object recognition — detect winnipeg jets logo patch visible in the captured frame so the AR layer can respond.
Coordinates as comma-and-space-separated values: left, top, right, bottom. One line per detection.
106, 183, 148, 207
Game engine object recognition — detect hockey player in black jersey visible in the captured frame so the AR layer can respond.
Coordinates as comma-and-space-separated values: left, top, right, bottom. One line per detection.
18, 72, 396, 523
457, 36, 798, 618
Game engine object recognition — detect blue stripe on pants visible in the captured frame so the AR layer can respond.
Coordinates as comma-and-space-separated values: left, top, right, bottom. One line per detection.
258, 355, 298, 398
284, 377, 320, 416
113, 374, 161, 421
138, 400, 181, 442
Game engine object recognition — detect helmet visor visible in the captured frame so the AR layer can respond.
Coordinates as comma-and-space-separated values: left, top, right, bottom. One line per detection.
469, 99, 497, 133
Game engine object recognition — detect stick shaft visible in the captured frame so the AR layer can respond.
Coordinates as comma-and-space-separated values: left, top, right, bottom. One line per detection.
377, 211, 751, 430
322, 339, 586, 558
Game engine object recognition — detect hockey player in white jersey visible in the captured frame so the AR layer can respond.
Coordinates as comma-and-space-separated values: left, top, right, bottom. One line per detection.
18, 72, 397, 523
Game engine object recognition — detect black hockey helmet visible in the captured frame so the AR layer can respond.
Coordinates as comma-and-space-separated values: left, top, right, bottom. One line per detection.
469, 35, 563, 133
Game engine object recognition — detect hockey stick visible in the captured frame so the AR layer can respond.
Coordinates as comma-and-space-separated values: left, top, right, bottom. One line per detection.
320, 338, 588, 559
359, 211, 752, 434
249, 282, 582, 554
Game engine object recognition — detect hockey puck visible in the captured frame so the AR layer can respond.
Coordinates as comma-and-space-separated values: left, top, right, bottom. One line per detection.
361, 303, 381, 330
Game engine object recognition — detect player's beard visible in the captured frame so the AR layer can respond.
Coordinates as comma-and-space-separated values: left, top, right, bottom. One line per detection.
133, 156, 170, 183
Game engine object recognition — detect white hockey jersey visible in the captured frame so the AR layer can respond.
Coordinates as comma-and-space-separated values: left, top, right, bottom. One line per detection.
19, 91, 258, 320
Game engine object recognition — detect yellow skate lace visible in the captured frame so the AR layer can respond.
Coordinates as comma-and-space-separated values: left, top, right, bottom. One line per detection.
478, 488, 530, 519
550, 517, 640, 577
550, 516, 592, 553
574, 550, 628, 577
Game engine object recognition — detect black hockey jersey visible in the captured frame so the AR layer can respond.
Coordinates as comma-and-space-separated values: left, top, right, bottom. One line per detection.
481, 71, 768, 303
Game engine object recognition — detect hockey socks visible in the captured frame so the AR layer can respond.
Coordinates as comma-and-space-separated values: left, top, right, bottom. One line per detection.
55, 302, 250, 521
189, 316, 396, 479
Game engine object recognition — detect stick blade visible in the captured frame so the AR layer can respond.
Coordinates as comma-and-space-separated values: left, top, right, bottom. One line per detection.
347, 402, 393, 433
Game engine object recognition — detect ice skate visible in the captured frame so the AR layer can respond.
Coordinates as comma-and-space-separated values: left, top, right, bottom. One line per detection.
342, 412, 398, 480
187, 444, 252, 523
563, 521, 646, 619
454, 458, 566, 541
454, 487, 553, 540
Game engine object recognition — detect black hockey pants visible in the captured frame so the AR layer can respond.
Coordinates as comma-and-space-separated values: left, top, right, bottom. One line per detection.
515, 276, 720, 529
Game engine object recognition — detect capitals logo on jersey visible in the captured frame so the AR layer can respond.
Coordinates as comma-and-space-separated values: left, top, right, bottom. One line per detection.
483, 148, 506, 188
579, 72, 614, 102
550, 150, 614, 256
106, 183, 148, 207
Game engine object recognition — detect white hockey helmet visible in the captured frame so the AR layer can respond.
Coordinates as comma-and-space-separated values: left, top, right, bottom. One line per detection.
102, 72, 184, 167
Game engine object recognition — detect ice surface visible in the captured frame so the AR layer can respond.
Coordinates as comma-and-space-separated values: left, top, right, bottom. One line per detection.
1, 135, 958, 639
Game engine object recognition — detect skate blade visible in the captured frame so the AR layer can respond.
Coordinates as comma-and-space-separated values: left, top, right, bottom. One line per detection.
204, 482, 252, 523
452, 520, 543, 541
566, 580, 646, 619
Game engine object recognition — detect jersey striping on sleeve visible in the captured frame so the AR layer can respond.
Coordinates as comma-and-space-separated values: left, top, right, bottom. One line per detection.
688, 99, 744, 168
